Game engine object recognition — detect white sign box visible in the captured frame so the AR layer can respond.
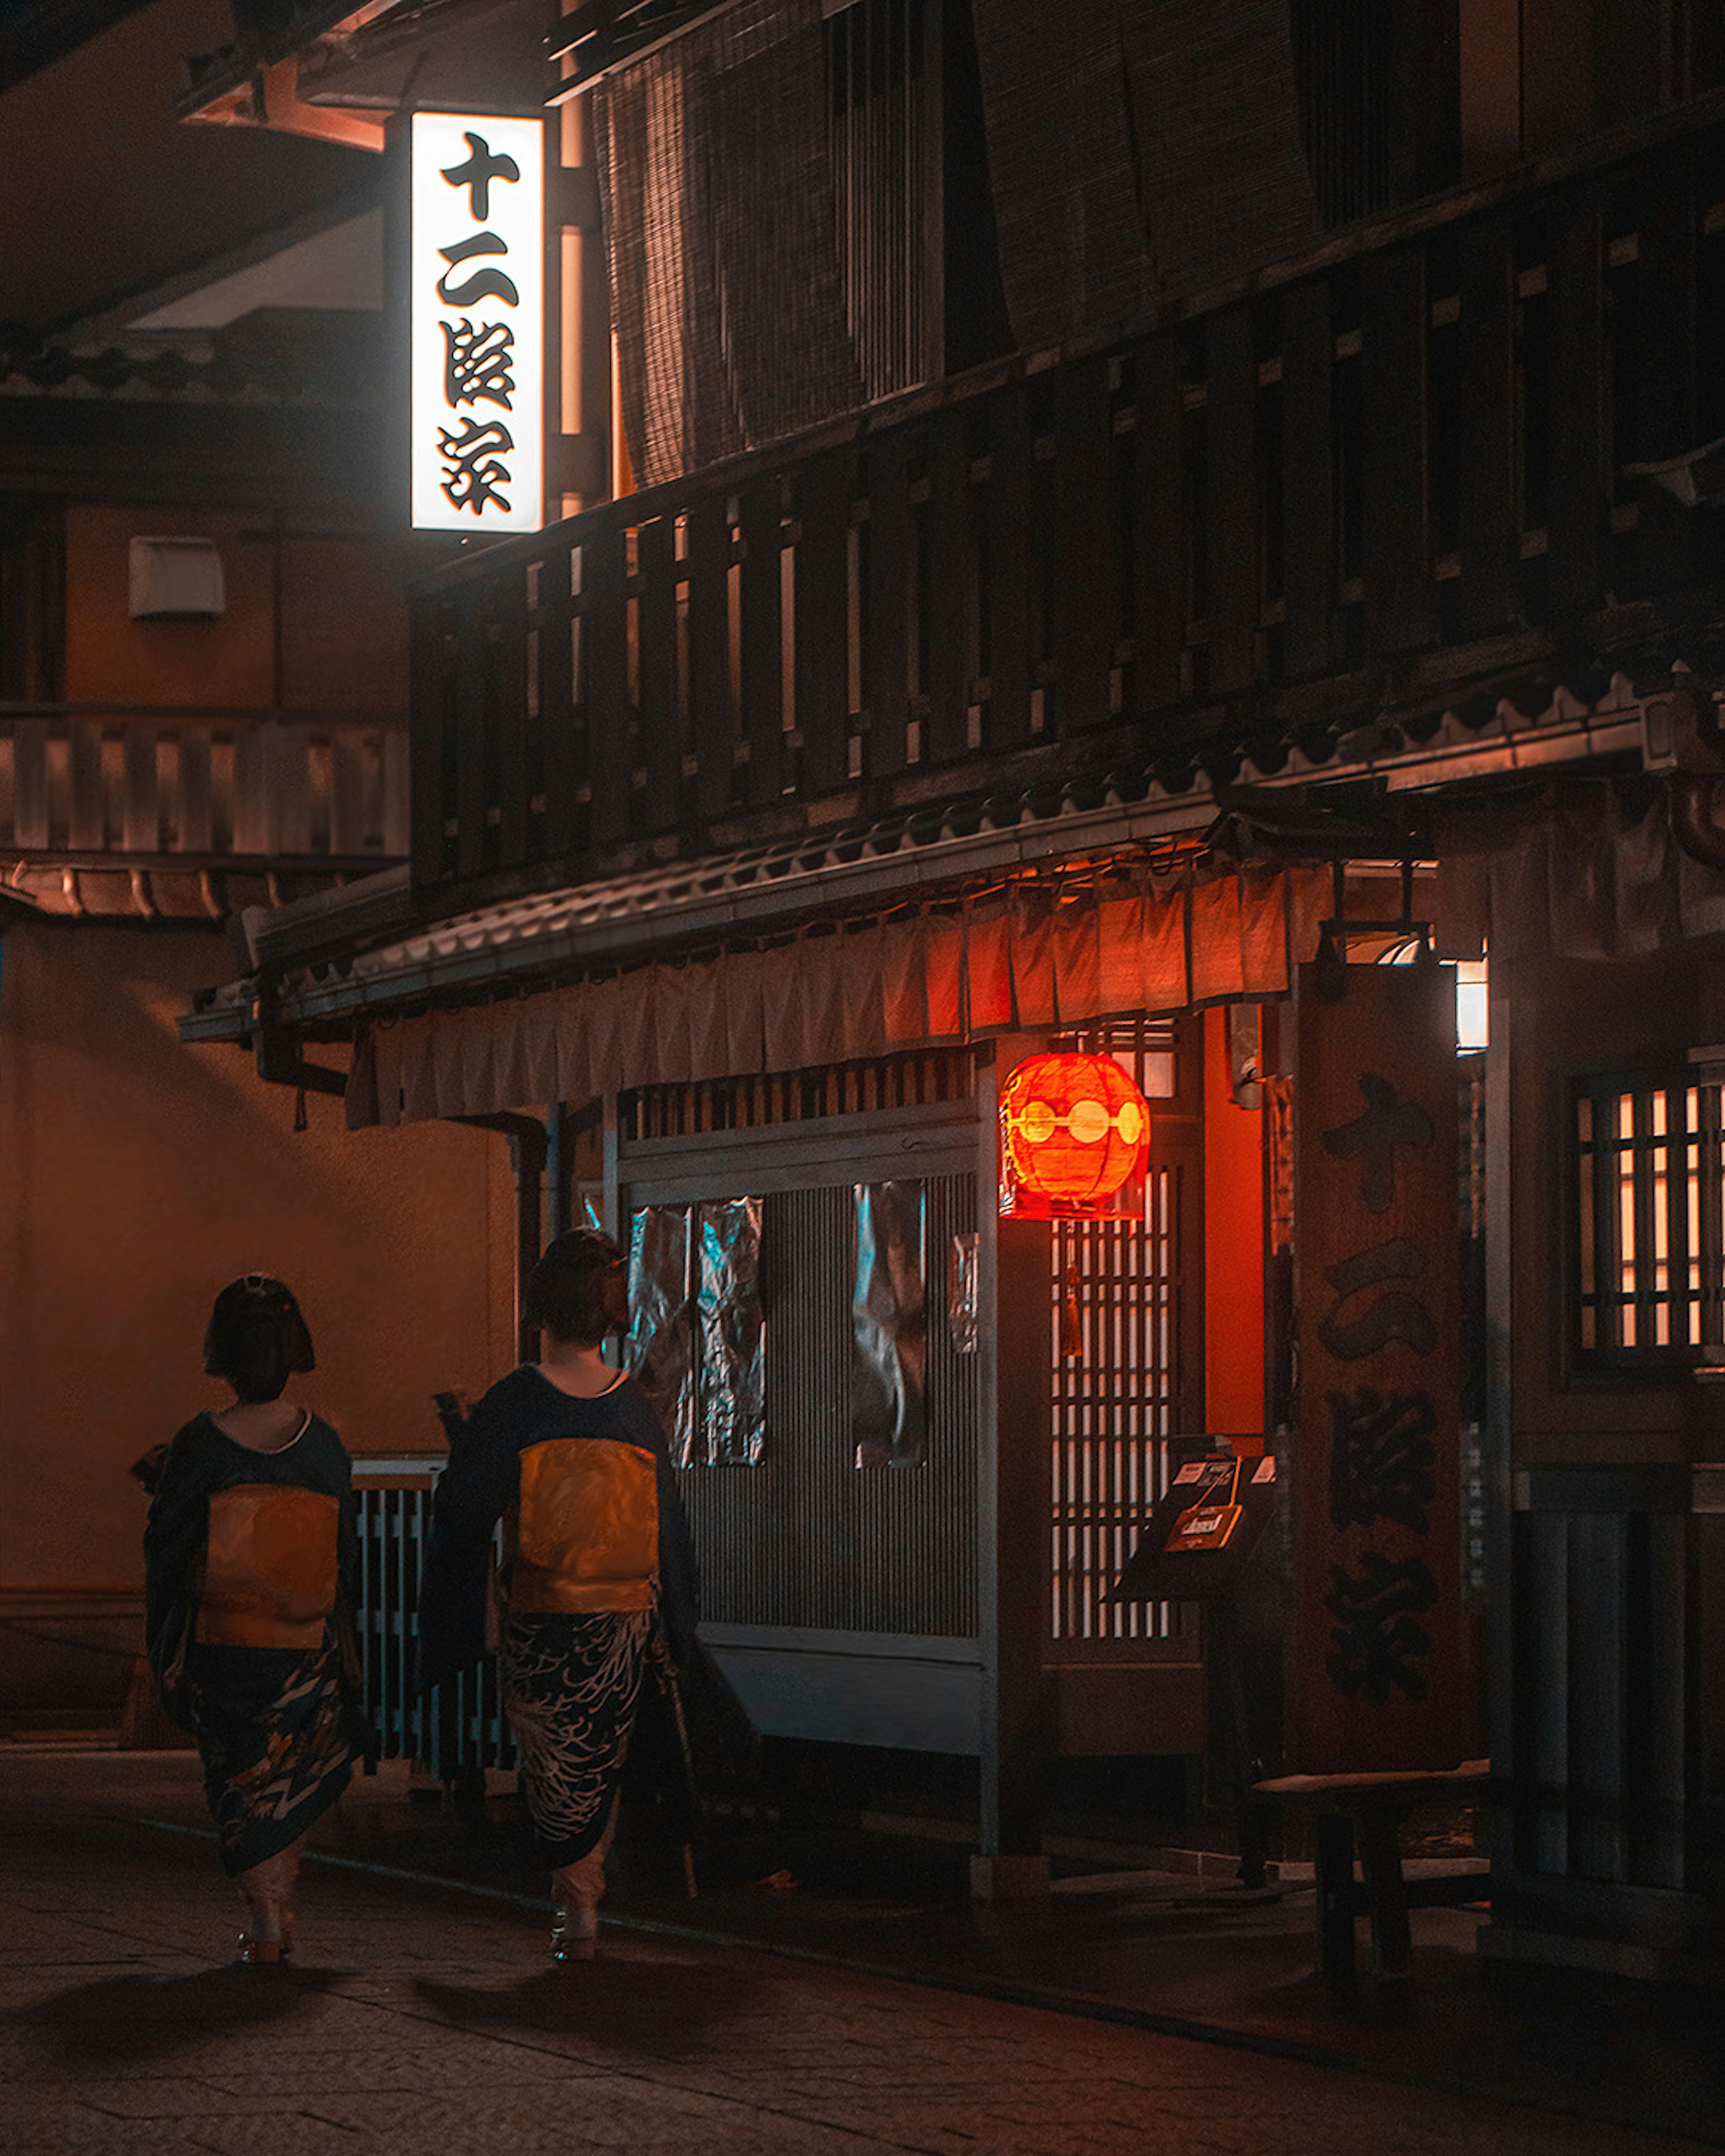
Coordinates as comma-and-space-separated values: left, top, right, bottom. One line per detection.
410, 112, 544, 534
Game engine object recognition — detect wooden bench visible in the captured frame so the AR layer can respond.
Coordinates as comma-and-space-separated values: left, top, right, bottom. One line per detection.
1252, 1761, 1491, 1982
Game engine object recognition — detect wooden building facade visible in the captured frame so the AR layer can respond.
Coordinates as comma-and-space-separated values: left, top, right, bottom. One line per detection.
175, 0, 1725, 1967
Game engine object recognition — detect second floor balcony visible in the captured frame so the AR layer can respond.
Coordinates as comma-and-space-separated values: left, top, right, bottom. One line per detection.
409, 105, 1725, 915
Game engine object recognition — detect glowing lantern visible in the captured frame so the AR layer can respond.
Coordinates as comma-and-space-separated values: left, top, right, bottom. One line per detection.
999, 1052, 1151, 1218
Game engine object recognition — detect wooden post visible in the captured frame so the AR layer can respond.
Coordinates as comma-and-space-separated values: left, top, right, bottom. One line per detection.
973, 1041, 1053, 1896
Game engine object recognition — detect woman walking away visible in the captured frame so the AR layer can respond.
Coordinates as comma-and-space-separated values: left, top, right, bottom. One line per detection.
418, 1229, 699, 1961
144, 1276, 368, 1964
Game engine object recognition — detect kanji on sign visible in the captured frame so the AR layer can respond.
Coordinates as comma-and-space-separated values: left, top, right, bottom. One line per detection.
1323, 1550, 1439, 1703
1327, 1385, 1437, 1533
442, 318, 515, 410
442, 131, 521, 220
436, 233, 520, 310
438, 417, 513, 513
1317, 1236, 1436, 1359
1321, 1072, 1435, 1213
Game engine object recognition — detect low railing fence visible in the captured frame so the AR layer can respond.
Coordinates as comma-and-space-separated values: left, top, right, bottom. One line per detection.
0, 705, 409, 864
352, 1456, 514, 1778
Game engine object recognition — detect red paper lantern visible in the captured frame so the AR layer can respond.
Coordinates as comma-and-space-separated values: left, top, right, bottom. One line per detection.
999, 1052, 1151, 1217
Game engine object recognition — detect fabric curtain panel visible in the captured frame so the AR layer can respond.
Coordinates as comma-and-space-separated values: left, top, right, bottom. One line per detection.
593, 0, 864, 487
969, 0, 1319, 349
346, 862, 1330, 1128
1434, 777, 1725, 966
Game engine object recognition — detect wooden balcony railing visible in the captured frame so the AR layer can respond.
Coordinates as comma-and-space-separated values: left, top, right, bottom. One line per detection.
0, 706, 409, 867
410, 111, 1725, 909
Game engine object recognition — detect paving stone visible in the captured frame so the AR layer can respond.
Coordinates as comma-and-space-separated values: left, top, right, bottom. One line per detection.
0, 1758, 1718, 2156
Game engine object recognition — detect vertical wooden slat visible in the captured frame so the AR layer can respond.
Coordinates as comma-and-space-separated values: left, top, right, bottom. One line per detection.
1052, 355, 1116, 730
67, 720, 103, 851
1455, 212, 1519, 639
536, 544, 578, 872
865, 430, 913, 773
1633, 1088, 1659, 1353
1630, 149, 1698, 596
1592, 1085, 1620, 1353
409, 596, 451, 887
270, 723, 311, 857
492, 568, 531, 871
328, 731, 365, 857
923, 407, 971, 763
1279, 281, 1336, 679
686, 492, 733, 823
1518, 1511, 1570, 1876
12, 718, 48, 849
380, 729, 410, 857
1546, 191, 1609, 617
1132, 337, 1186, 709
1567, 1513, 1627, 1882
1630, 1511, 1686, 1890
177, 725, 213, 854
987, 384, 1035, 745
1361, 247, 1437, 655
738, 475, 783, 807
1203, 308, 1260, 696
451, 583, 490, 883
583, 521, 630, 848
794, 450, 852, 795
636, 513, 679, 836
232, 725, 266, 857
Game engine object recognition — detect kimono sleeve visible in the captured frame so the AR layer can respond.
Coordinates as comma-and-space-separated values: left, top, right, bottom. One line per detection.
415, 1383, 520, 1690
142, 1423, 213, 1712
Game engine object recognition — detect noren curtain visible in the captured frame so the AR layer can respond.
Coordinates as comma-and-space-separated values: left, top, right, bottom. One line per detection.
344, 862, 1329, 1127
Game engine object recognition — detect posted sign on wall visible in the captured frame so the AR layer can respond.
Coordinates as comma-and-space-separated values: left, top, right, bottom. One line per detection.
410, 112, 544, 534
1289, 959, 1468, 1772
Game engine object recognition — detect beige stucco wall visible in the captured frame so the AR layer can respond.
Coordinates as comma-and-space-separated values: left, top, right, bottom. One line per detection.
0, 917, 515, 1706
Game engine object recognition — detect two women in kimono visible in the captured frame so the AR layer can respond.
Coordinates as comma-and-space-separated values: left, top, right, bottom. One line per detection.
145, 1233, 698, 1966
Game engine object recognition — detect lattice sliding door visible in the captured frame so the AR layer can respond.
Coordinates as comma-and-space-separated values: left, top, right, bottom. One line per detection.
1049, 1021, 1205, 1650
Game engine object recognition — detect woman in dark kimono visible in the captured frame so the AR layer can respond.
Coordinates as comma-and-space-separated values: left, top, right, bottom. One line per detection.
144, 1276, 367, 1964
418, 1229, 699, 1961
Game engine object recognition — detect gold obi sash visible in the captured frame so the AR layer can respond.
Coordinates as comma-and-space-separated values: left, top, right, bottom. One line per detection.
508, 1437, 659, 1616
197, 1484, 340, 1649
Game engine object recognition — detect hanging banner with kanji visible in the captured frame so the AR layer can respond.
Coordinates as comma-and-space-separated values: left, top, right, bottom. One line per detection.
410, 112, 544, 534
1290, 960, 1468, 1772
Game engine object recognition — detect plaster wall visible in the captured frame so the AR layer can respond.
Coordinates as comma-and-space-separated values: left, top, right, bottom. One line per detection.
62, 503, 410, 716
0, 918, 515, 1708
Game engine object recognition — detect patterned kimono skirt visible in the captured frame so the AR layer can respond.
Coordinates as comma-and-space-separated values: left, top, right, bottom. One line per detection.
500, 1608, 651, 1863
181, 1639, 361, 1877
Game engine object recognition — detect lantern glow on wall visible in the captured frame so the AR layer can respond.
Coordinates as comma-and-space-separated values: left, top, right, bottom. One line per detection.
998, 1052, 1152, 1219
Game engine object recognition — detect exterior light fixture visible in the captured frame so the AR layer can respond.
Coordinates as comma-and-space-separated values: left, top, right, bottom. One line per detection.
999, 1051, 1151, 1219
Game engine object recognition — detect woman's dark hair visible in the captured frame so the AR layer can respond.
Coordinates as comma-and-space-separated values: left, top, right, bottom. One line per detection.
523, 1229, 626, 1348
203, 1275, 315, 1403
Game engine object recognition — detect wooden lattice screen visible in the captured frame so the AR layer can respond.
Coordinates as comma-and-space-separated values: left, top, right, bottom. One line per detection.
1049, 1020, 1204, 1648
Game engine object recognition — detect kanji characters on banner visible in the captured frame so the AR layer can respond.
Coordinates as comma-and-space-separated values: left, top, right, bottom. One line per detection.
1290, 960, 1469, 1771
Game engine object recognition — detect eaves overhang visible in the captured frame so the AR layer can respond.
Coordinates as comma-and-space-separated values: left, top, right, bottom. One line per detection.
179, 670, 1653, 1047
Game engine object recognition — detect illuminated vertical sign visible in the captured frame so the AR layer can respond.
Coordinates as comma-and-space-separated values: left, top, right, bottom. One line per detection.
411, 112, 544, 534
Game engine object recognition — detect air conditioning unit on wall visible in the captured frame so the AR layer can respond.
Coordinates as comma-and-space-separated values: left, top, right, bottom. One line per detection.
128, 536, 225, 619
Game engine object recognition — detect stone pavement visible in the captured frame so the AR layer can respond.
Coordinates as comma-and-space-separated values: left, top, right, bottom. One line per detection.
2, 1755, 1723, 2156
